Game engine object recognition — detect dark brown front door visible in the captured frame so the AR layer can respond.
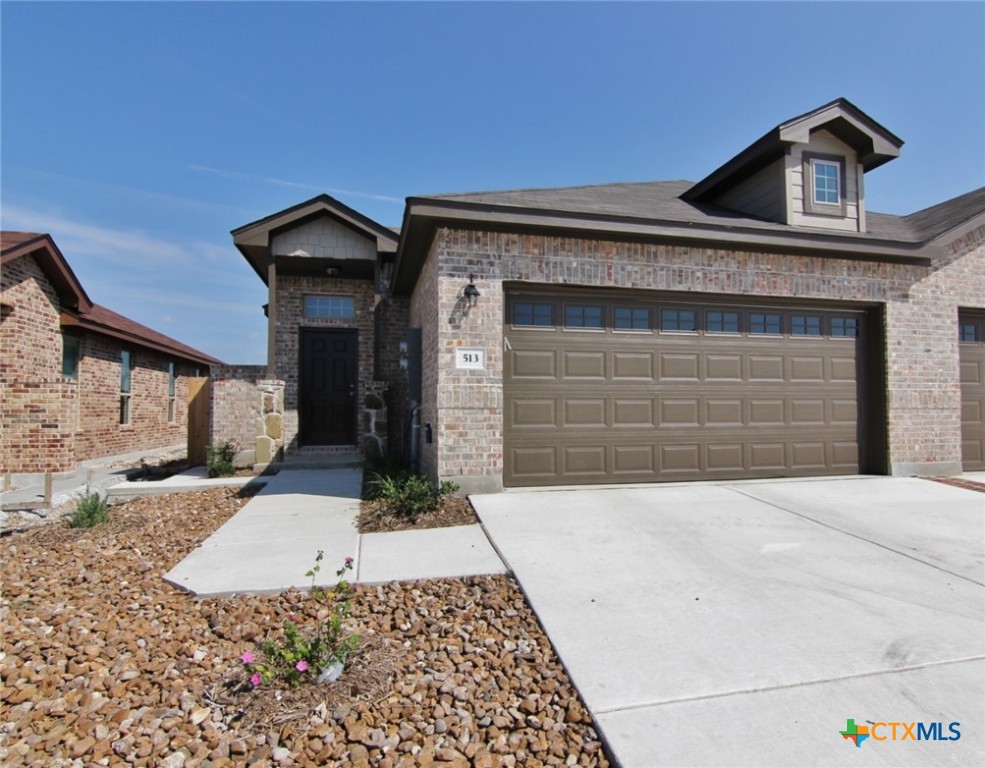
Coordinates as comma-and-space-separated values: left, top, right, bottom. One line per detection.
300, 329, 358, 446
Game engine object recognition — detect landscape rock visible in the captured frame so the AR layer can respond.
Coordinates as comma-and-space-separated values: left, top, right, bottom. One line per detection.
0, 486, 609, 766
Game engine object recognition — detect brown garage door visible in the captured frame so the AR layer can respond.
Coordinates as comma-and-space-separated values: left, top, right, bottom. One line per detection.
960, 311, 985, 471
504, 291, 869, 487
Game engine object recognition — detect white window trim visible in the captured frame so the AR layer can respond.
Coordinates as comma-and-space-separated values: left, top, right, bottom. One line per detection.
802, 152, 847, 217
812, 160, 841, 205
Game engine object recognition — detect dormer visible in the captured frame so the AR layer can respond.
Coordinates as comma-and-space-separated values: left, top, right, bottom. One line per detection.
682, 99, 903, 234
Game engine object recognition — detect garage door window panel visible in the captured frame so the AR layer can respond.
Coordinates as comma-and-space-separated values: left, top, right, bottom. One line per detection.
831, 316, 859, 337
791, 315, 822, 336
750, 313, 782, 335
614, 307, 651, 332
513, 302, 554, 327
564, 305, 604, 330
706, 311, 740, 334
661, 309, 697, 332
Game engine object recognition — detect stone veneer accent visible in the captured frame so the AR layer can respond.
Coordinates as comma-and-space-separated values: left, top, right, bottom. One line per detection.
409, 226, 984, 491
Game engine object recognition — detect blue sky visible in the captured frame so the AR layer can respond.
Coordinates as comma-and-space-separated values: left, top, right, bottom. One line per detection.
3, 1, 983, 364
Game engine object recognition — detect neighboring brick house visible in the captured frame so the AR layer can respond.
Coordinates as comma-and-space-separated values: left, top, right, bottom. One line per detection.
1, 232, 221, 475
233, 98, 985, 493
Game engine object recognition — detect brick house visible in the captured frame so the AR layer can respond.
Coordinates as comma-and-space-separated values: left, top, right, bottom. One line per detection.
1, 232, 221, 475
232, 99, 985, 493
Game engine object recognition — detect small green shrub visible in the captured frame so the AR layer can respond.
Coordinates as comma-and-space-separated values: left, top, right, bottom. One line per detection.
68, 488, 109, 528
367, 472, 458, 518
206, 441, 237, 478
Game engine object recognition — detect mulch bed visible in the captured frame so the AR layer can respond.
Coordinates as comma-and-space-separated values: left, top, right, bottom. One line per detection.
357, 496, 479, 534
1, 486, 609, 767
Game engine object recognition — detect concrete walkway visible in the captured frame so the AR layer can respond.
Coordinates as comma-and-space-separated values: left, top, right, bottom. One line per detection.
1, 443, 187, 510
164, 468, 506, 597
472, 476, 985, 768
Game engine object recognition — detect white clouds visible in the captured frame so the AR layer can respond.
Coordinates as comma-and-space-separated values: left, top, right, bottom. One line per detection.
21, 169, 258, 217
188, 164, 404, 203
0, 204, 193, 268
0, 204, 268, 362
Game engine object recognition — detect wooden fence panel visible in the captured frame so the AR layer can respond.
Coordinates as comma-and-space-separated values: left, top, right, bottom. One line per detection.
187, 377, 211, 466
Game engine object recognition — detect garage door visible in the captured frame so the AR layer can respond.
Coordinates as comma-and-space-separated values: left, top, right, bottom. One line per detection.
960, 311, 985, 471
504, 291, 868, 487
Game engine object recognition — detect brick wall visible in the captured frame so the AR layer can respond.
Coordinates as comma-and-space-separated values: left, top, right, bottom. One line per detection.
410, 225, 983, 489
375, 295, 410, 458
884, 223, 985, 474
1, 253, 202, 473
1, 255, 77, 472
210, 364, 268, 450
73, 333, 196, 463
273, 275, 376, 453
408, 241, 441, 479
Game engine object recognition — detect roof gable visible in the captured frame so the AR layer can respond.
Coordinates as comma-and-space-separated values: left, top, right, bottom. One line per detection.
232, 194, 400, 282
1, 231, 93, 313
2, 230, 221, 366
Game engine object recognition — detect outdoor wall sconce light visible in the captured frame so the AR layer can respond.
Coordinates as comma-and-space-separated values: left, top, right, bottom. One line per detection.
463, 275, 481, 306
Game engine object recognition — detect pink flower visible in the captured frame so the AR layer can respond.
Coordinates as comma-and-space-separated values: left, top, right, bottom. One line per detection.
345, 556, 354, 565
295, 660, 309, 672
240, 651, 255, 664
250, 673, 261, 687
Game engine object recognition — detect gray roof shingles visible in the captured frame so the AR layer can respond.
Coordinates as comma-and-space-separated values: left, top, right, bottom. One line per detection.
427, 180, 985, 245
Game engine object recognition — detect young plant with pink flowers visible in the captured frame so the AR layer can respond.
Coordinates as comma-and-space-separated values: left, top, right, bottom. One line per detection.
240, 552, 360, 688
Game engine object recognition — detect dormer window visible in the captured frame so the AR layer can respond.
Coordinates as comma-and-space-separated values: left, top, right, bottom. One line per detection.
803, 153, 847, 217
813, 161, 840, 205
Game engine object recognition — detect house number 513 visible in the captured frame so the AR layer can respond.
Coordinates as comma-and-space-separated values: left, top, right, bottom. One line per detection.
455, 349, 485, 369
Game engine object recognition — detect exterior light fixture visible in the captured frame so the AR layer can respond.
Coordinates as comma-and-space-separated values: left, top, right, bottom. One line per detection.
464, 275, 481, 306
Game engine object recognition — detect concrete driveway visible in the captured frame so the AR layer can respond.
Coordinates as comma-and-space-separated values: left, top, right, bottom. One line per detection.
471, 477, 985, 767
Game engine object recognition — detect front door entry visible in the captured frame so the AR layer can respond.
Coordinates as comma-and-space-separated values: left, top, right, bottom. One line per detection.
299, 329, 358, 446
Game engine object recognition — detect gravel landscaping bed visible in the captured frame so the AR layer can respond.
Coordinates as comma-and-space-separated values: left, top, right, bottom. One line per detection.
1, 487, 609, 767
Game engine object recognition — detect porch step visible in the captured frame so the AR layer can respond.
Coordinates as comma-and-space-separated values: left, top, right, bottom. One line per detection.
277, 448, 365, 470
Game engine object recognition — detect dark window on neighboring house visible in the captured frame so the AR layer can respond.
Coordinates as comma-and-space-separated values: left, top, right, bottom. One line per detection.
303, 295, 354, 319
614, 307, 650, 330
706, 311, 740, 333
750, 313, 782, 334
564, 305, 603, 329
831, 317, 860, 337
62, 334, 81, 379
791, 315, 822, 336
513, 302, 553, 327
167, 362, 177, 423
661, 309, 696, 332
960, 323, 979, 342
120, 350, 134, 425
